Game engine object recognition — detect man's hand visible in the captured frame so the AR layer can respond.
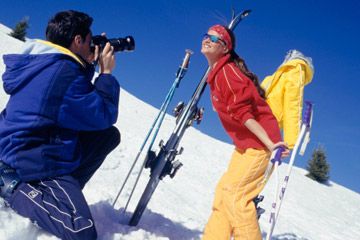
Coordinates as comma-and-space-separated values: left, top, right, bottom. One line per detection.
99, 42, 115, 74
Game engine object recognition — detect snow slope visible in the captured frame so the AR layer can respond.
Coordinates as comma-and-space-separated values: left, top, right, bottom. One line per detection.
0, 23, 359, 240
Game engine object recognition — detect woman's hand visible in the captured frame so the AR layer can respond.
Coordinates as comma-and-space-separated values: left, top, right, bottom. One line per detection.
269, 141, 290, 158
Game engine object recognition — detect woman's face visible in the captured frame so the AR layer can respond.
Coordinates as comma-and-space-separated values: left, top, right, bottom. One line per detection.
201, 30, 228, 63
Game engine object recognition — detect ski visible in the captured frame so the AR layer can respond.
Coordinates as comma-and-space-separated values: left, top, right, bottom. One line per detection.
128, 9, 252, 226
112, 49, 193, 212
265, 101, 314, 240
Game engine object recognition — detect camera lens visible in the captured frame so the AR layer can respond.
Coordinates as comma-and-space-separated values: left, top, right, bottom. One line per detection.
91, 35, 135, 52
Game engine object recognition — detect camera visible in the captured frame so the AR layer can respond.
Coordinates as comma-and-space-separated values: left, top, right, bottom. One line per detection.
91, 35, 135, 52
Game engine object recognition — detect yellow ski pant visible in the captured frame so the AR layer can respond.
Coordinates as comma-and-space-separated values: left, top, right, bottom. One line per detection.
203, 148, 270, 240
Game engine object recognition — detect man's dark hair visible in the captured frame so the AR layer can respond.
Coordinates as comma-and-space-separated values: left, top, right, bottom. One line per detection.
46, 10, 93, 48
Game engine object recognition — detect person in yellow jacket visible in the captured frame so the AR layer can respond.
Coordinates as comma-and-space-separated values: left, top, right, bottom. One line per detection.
261, 50, 314, 149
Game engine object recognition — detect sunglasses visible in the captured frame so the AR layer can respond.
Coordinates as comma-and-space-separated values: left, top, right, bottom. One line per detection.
203, 33, 226, 45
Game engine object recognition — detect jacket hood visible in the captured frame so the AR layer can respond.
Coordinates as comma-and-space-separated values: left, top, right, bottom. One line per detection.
2, 39, 86, 95
280, 58, 314, 86
261, 58, 314, 95
282, 49, 314, 72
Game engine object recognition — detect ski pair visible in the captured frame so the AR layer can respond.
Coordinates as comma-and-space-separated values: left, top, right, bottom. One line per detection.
112, 49, 193, 213
125, 9, 252, 227
262, 101, 314, 240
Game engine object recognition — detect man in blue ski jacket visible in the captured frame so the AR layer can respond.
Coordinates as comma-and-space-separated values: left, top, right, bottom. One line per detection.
0, 10, 120, 239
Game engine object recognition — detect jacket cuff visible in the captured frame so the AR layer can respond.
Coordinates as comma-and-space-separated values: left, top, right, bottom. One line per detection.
239, 112, 254, 125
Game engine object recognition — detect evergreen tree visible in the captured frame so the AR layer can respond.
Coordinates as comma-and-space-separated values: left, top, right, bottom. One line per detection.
9, 17, 29, 42
306, 146, 330, 183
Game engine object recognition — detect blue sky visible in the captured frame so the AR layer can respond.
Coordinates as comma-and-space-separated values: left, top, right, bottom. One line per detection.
0, 0, 359, 194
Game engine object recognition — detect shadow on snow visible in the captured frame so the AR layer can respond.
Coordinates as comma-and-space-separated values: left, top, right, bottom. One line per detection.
90, 200, 202, 240
262, 232, 309, 240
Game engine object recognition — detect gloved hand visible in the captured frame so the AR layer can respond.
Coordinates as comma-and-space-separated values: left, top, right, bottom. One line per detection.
0, 161, 21, 199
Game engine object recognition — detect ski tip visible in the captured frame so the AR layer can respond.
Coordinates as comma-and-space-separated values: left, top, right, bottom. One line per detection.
241, 9, 252, 18
228, 9, 252, 30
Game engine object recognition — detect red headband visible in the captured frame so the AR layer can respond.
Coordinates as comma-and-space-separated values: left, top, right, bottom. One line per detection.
209, 24, 233, 50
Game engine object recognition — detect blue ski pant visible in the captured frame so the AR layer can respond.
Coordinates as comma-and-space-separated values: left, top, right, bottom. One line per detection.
4, 126, 120, 240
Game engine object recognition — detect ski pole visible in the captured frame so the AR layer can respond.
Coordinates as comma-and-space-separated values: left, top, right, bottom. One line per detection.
273, 102, 313, 220
265, 147, 285, 240
146, 49, 193, 152
112, 84, 173, 207
265, 101, 313, 240
112, 49, 193, 208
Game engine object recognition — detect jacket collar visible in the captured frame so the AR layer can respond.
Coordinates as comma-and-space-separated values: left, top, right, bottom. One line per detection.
206, 53, 231, 84
33, 40, 87, 68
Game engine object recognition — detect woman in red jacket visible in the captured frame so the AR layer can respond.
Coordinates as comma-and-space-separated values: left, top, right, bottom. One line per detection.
201, 24, 289, 240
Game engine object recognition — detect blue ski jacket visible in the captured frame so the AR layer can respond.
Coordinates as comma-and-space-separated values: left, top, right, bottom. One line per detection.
0, 39, 120, 182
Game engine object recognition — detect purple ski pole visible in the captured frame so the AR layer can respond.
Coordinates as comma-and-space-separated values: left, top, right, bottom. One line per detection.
265, 101, 313, 240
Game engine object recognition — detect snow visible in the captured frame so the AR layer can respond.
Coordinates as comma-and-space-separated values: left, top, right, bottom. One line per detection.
0, 23, 360, 240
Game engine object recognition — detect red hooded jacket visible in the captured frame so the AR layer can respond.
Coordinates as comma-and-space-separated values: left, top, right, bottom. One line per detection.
207, 54, 281, 150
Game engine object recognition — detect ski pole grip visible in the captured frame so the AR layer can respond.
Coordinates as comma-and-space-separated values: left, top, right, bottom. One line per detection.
302, 101, 313, 127
271, 146, 285, 165
180, 49, 193, 70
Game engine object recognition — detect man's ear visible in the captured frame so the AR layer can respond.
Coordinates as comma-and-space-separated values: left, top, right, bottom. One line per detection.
73, 35, 82, 46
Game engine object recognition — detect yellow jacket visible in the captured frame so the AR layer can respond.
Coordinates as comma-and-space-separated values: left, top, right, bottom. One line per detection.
261, 58, 313, 149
